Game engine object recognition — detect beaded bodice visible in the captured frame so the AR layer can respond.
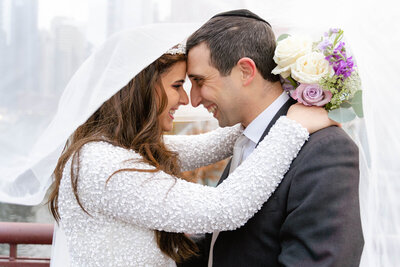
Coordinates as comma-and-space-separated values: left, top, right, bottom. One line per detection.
58, 117, 308, 266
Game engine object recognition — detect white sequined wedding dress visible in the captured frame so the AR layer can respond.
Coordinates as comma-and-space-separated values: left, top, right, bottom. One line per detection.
58, 117, 308, 266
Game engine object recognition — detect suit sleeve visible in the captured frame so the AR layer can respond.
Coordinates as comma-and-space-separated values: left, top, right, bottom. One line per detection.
279, 130, 364, 267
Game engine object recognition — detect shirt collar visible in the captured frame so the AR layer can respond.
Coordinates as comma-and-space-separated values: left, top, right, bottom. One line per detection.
243, 92, 290, 144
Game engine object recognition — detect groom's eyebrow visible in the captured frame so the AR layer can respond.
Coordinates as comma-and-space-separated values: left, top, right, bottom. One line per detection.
188, 74, 205, 79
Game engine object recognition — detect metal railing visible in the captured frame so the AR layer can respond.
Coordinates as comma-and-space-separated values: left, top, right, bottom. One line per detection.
0, 222, 54, 267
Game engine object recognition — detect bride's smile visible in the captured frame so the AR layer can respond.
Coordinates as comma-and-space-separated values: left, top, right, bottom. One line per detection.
158, 60, 188, 132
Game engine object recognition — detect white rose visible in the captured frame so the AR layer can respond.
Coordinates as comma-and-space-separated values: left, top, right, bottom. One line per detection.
271, 35, 313, 78
291, 52, 334, 84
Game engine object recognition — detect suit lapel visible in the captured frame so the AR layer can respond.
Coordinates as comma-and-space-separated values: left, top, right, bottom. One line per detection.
256, 97, 296, 147
218, 97, 296, 185
217, 159, 231, 186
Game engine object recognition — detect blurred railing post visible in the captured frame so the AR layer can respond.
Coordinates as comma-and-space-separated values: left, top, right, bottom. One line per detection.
10, 243, 17, 260
0, 222, 54, 266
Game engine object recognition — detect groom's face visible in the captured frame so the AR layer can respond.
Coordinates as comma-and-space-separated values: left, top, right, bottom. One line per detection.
187, 43, 243, 127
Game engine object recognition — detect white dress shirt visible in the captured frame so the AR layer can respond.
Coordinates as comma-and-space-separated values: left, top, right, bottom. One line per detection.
241, 91, 290, 162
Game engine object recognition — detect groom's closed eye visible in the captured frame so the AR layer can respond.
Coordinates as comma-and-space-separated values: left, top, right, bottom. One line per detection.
188, 74, 204, 81
188, 75, 204, 86
193, 78, 204, 84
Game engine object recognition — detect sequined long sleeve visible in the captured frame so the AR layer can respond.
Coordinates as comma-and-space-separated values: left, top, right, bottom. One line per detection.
163, 124, 241, 171
74, 117, 308, 234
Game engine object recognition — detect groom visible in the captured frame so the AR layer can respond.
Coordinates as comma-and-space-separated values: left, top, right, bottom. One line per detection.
181, 10, 364, 267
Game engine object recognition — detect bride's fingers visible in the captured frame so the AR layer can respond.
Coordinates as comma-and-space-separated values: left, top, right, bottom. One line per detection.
287, 103, 337, 133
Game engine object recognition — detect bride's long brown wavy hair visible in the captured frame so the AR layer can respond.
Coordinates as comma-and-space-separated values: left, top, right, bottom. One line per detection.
48, 53, 198, 263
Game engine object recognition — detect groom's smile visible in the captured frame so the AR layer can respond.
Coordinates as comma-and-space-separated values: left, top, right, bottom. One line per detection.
187, 42, 243, 127
205, 104, 218, 117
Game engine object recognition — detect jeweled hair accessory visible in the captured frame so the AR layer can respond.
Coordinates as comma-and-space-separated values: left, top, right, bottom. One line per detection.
166, 43, 186, 55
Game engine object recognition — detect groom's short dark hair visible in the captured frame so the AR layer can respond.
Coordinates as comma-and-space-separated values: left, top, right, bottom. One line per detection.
186, 9, 280, 82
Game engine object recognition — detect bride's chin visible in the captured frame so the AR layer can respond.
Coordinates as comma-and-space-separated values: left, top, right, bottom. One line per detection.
162, 122, 173, 132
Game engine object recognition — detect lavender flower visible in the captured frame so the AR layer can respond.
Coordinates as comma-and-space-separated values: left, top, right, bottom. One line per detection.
329, 28, 340, 34
318, 39, 332, 51
333, 57, 354, 78
334, 41, 346, 54
280, 76, 297, 92
324, 41, 355, 79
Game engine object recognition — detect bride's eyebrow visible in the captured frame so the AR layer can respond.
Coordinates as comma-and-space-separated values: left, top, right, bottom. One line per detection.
173, 79, 185, 83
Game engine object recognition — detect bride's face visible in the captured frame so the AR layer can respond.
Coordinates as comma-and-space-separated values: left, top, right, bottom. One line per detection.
158, 61, 189, 132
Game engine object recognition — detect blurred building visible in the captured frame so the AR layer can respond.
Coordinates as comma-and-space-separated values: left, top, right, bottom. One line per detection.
0, 0, 9, 99
9, 0, 40, 96
106, 0, 160, 37
50, 17, 88, 93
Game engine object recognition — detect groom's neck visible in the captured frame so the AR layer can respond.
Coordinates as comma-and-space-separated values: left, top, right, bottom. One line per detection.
240, 82, 283, 128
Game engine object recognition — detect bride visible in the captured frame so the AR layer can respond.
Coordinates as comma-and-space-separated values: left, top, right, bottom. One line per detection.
46, 24, 333, 266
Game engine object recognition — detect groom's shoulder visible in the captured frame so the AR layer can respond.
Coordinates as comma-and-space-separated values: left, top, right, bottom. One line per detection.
301, 126, 358, 155
309, 125, 353, 142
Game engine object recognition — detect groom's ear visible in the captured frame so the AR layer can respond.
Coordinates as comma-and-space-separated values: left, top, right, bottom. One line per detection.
237, 57, 256, 86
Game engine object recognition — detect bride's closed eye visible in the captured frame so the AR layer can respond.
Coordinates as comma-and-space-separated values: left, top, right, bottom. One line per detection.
172, 84, 182, 88
172, 82, 184, 90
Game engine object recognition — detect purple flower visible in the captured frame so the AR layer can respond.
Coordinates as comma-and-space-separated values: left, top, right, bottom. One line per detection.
282, 83, 295, 92
318, 39, 331, 51
280, 76, 297, 92
335, 41, 345, 53
330, 28, 340, 34
290, 83, 332, 107
324, 41, 355, 79
331, 56, 354, 78
333, 57, 354, 78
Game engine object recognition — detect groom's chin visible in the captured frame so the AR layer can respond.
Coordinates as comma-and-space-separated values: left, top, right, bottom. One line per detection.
218, 123, 236, 128
217, 120, 228, 128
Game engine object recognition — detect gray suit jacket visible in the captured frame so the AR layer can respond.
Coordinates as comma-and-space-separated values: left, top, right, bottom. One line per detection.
179, 99, 364, 267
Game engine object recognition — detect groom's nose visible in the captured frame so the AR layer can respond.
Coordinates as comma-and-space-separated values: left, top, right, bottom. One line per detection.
190, 86, 202, 107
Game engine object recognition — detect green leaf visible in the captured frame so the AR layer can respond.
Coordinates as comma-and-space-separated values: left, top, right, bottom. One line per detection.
328, 108, 356, 123
277, 34, 290, 42
351, 90, 364, 118
340, 101, 352, 108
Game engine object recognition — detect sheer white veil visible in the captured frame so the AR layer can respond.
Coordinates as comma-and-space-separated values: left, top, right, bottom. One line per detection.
0, 23, 200, 205
1, 0, 399, 266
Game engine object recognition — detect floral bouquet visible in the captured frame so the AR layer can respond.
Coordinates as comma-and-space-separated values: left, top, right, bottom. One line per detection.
272, 28, 363, 123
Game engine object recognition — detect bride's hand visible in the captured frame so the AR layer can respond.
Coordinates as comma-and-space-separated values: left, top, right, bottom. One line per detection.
287, 103, 340, 134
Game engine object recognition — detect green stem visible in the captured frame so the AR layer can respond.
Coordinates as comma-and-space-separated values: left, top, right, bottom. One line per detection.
287, 76, 298, 88
332, 30, 343, 47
